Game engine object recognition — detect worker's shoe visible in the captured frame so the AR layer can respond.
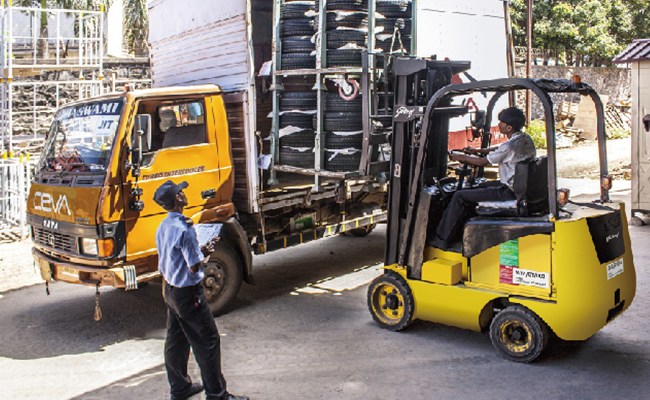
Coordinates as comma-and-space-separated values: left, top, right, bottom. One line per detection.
223, 394, 249, 400
430, 236, 449, 250
171, 382, 204, 400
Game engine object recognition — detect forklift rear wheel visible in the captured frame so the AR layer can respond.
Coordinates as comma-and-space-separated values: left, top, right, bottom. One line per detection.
490, 305, 549, 363
367, 272, 414, 331
203, 244, 243, 316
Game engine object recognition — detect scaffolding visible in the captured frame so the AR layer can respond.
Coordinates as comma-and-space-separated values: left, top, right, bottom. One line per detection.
1, 3, 104, 153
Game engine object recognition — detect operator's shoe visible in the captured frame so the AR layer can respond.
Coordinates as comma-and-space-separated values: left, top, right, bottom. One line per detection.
430, 236, 449, 250
171, 382, 204, 400
224, 393, 249, 400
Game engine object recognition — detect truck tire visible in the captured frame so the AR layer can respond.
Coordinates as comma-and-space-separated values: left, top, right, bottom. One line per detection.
324, 93, 362, 112
280, 112, 314, 128
321, 112, 363, 131
376, 0, 412, 18
203, 243, 243, 316
280, 19, 315, 37
376, 37, 411, 53
281, 53, 316, 70
325, 150, 362, 171
280, 2, 315, 19
316, 0, 368, 12
280, 130, 316, 147
282, 35, 315, 53
326, 29, 366, 48
324, 132, 363, 149
376, 17, 411, 33
280, 147, 315, 168
326, 49, 363, 67
327, 13, 368, 30
280, 92, 317, 110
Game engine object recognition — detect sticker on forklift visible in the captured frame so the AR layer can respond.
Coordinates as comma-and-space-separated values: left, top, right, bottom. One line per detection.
499, 240, 519, 285
607, 259, 624, 280
512, 268, 550, 289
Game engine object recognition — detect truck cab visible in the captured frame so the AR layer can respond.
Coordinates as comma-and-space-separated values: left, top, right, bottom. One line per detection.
28, 85, 246, 294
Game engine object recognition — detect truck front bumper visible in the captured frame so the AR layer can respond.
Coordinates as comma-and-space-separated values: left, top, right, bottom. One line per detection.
33, 248, 158, 290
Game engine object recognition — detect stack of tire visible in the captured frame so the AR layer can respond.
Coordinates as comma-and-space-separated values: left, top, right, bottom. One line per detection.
376, 0, 412, 55
320, 93, 364, 171
279, 91, 317, 167
316, 0, 368, 68
280, 1, 316, 70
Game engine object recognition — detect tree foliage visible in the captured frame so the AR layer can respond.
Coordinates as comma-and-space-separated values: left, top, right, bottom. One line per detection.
510, 0, 647, 64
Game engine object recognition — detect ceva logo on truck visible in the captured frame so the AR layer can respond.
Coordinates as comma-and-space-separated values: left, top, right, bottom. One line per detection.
33, 192, 72, 216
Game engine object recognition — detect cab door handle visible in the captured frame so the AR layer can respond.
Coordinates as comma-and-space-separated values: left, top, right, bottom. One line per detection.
201, 188, 216, 199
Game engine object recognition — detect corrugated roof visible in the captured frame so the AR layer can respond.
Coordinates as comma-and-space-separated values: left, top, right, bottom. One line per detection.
613, 39, 650, 63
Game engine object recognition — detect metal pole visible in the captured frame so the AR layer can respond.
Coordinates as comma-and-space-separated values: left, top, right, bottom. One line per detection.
526, 0, 532, 125
503, 0, 516, 107
8, 3, 13, 153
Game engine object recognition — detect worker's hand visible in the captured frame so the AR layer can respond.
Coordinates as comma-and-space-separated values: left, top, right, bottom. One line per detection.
200, 241, 215, 257
449, 153, 462, 162
463, 146, 478, 155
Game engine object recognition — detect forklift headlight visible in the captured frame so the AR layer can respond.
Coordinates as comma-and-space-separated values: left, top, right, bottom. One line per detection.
557, 188, 571, 207
81, 238, 98, 255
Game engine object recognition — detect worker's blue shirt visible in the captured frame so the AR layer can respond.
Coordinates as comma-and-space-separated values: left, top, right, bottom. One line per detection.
156, 212, 205, 287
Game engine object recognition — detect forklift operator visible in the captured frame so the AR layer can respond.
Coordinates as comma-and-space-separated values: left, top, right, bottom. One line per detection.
432, 107, 536, 249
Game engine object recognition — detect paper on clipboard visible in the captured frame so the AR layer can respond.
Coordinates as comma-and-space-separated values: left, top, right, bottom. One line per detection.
195, 223, 222, 245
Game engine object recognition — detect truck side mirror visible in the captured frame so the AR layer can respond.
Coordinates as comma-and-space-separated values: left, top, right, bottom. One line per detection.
643, 114, 650, 133
131, 114, 152, 167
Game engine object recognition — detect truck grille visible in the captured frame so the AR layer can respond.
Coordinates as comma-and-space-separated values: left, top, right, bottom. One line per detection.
33, 228, 77, 253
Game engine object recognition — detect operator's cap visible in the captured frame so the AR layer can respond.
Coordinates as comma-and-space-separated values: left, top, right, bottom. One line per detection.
153, 180, 188, 208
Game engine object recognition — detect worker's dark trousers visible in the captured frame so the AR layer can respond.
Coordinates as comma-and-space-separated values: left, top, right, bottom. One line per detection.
436, 182, 515, 242
164, 282, 227, 400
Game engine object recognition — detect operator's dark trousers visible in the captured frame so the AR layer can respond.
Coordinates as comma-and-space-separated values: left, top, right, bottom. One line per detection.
164, 282, 227, 400
435, 182, 515, 243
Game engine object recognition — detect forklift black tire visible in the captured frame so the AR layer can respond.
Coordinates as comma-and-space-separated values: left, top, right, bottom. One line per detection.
489, 305, 549, 363
367, 271, 414, 331
203, 244, 243, 316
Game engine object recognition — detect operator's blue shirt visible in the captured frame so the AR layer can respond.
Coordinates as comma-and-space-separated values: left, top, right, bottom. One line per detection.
156, 212, 204, 287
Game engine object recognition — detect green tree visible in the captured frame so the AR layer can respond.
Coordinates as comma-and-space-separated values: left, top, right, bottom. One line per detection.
123, 0, 148, 56
510, 0, 633, 66
621, 0, 650, 42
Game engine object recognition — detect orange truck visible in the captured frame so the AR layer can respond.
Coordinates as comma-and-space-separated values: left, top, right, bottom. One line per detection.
27, 85, 387, 314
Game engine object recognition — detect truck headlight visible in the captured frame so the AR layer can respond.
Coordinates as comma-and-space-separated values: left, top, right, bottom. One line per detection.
81, 238, 98, 255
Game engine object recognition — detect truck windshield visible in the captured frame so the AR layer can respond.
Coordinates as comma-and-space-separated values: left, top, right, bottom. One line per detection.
40, 99, 123, 172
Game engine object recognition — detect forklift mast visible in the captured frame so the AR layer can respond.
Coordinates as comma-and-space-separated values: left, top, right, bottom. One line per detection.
385, 58, 471, 267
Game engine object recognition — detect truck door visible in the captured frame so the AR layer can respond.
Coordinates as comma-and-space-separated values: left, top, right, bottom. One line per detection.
123, 98, 223, 261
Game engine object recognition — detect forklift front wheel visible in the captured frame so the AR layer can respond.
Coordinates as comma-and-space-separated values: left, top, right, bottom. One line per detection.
489, 305, 549, 363
367, 272, 414, 331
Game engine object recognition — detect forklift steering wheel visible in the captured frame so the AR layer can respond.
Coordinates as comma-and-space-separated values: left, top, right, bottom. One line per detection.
448, 149, 475, 190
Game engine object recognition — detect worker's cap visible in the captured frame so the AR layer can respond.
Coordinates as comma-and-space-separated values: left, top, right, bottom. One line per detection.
153, 180, 188, 209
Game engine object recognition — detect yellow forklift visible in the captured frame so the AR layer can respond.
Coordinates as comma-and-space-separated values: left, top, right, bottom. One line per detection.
368, 59, 636, 362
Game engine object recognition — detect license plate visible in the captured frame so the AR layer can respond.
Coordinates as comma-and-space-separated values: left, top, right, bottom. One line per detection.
60, 266, 78, 278
607, 259, 624, 280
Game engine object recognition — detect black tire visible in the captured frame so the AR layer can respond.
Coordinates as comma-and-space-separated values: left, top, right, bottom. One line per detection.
321, 112, 363, 131
342, 203, 378, 237
376, 17, 411, 33
280, 92, 317, 110
280, 112, 314, 128
325, 150, 362, 171
490, 305, 550, 363
316, 0, 368, 11
280, 2, 315, 19
326, 49, 363, 67
324, 93, 362, 112
367, 271, 414, 331
203, 243, 243, 316
282, 35, 315, 53
326, 29, 366, 48
280, 147, 315, 168
324, 131, 363, 149
281, 53, 316, 70
377, 92, 394, 111
376, 37, 411, 52
280, 19, 315, 37
327, 13, 368, 30
377, 0, 412, 18
280, 130, 316, 147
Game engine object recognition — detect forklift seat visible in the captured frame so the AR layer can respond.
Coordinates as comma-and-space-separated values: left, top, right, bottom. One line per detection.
475, 156, 548, 217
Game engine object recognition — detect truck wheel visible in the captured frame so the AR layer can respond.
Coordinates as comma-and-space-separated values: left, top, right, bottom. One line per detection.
280, 19, 315, 37
326, 30, 366, 49
280, 92, 317, 111
376, 0, 412, 18
280, 2, 314, 19
203, 244, 243, 316
324, 93, 362, 112
322, 112, 363, 131
368, 271, 414, 331
280, 130, 316, 147
490, 305, 549, 363
326, 49, 363, 67
282, 35, 315, 53
281, 53, 316, 70
317, 0, 368, 12
326, 14, 368, 30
